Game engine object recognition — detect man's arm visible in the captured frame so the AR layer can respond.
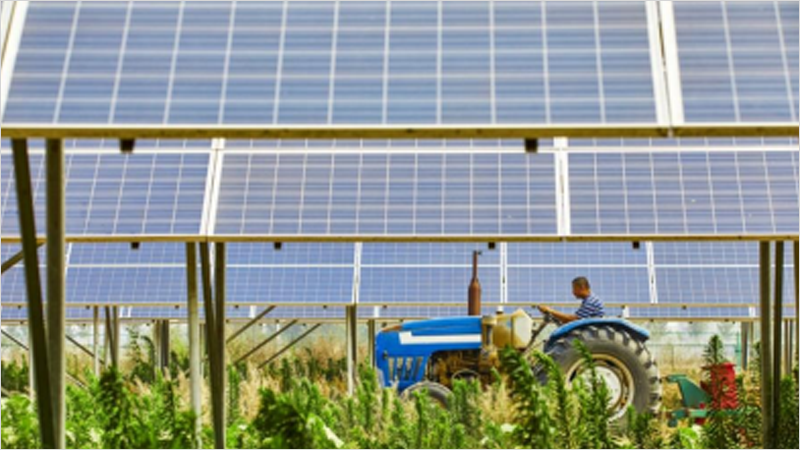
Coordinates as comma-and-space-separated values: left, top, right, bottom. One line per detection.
538, 305, 578, 324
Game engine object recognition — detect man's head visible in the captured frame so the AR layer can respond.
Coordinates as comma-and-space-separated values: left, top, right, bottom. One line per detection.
572, 277, 591, 299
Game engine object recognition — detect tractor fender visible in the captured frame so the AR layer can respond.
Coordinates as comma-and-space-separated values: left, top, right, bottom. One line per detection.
544, 318, 650, 352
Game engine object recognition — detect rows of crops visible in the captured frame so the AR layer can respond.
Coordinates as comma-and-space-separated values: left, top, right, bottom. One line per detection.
1, 333, 798, 449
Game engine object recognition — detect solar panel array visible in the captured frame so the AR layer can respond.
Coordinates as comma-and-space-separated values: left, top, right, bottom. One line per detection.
2, 1, 662, 127
1, 2, 798, 324
2, 242, 796, 322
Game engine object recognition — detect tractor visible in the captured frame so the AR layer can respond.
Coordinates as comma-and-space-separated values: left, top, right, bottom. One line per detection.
374, 252, 662, 423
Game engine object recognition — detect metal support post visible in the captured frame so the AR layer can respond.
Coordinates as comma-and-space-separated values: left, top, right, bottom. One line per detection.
47, 137, 66, 450
346, 305, 358, 396
773, 242, 784, 429
368, 320, 376, 368
214, 243, 227, 448
160, 320, 171, 371
93, 307, 100, 377
200, 243, 224, 450
105, 307, 118, 368
741, 322, 750, 371
186, 243, 202, 447
795, 241, 799, 363
759, 242, 774, 449
11, 138, 56, 449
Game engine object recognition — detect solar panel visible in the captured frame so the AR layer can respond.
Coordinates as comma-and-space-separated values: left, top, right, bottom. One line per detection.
507, 267, 651, 306
69, 243, 187, 265
1, 151, 210, 239
1, 306, 96, 323
215, 152, 558, 238
228, 266, 353, 306
507, 242, 646, 266
2, 1, 663, 130
656, 266, 795, 305
228, 243, 354, 266
671, 1, 799, 124
224, 139, 532, 150
360, 266, 501, 306
568, 150, 800, 236
628, 307, 753, 320
65, 267, 188, 306
569, 137, 799, 148
362, 243, 499, 266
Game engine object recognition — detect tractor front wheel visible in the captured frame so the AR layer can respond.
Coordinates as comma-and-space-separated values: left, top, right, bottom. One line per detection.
545, 326, 662, 423
403, 381, 452, 407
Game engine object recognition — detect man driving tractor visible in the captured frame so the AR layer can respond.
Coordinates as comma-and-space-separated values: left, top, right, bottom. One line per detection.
538, 277, 605, 324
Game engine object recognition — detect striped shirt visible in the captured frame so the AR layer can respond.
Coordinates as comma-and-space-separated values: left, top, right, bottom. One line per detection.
576, 294, 605, 319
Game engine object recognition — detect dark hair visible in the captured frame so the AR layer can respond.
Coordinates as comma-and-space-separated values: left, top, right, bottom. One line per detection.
572, 277, 591, 289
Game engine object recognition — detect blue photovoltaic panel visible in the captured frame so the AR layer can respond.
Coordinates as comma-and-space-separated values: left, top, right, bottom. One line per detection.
507, 267, 651, 305
227, 243, 355, 266
654, 242, 795, 267
227, 267, 353, 306
655, 267, 796, 306
653, 242, 759, 266
362, 243, 500, 266
1, 244, 20, 261
569, 137, 800, 148
359, 266, 501, 306
569, 151, 800, 236
225, 139, 532, 150
1, 307, 96, 322
65, 267, 187, 306
628, 307, 752, 320
674, 1, 799, 123
215, 152, 557, 237
1, 152, 209, 237
359, 305, 498, 320
507, 243, 647, 266
69, 243, 187, 265
1, 267, 44, 305
3, 1, 659, 127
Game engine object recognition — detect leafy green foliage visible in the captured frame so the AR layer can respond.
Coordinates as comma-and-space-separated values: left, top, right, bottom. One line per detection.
777, 376, 798, 450
3, 331, 795, 449
1, 394, 40, 449
1, 360, 30, 395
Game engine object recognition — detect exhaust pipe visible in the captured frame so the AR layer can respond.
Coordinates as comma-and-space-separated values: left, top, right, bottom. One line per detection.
468, 251, 482, 316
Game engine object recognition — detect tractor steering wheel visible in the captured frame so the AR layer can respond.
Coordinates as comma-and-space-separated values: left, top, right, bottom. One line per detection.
542, 310, 562, 326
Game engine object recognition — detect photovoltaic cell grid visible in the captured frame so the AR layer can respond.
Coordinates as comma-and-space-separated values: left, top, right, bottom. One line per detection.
225, 139, 535, 150
1, 307, 97, 322
674, 1, 799, 123
569, 151, 800, 236
1, 152, 209, 238
215, 152, 558, 237
653, 242, 797, 310
506, 242, 650, 308
2, 1, 660, 126
569, 137, 799, 148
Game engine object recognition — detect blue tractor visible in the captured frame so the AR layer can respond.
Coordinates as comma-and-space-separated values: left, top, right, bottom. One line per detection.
374, 253, 662, 423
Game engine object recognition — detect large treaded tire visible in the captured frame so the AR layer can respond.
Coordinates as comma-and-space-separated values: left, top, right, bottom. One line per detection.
545, 326, 662, 422
403, 381, 452, 407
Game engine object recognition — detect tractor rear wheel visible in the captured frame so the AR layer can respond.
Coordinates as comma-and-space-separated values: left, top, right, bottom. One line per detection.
545, 326, 662, 423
